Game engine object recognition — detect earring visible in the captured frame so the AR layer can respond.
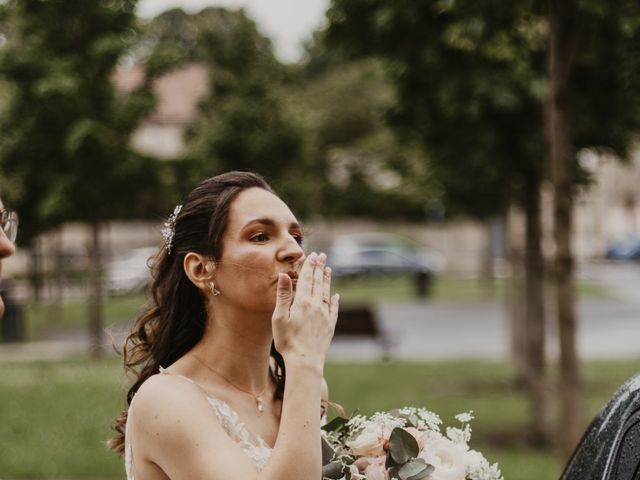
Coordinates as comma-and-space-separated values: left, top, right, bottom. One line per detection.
209, 281, 221, 296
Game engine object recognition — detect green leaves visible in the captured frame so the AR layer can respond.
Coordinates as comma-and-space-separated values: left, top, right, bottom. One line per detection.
398, 458, 434, 480
322, 416, 349, 433
385, 428, 434, 480
389, 427, 419, 464
322, 461, 344, 480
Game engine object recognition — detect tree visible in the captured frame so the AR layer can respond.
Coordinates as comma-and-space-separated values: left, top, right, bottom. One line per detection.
326, 0, 553, 444
0, 0, 166, 356
326, 0, 640, 455
135, 8, 315, 212
288, 52, 441, 220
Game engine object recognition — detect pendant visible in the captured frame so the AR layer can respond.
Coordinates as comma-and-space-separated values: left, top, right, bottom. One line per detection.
256, 397, 264, 413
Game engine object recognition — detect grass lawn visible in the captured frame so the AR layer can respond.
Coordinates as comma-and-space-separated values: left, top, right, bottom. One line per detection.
0, 357, 637, 479
21, 275, 609, 340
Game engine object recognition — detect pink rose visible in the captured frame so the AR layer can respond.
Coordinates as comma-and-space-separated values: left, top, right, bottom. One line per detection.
364, 462, 389, 480
347, 424, 387, 457
349, 464, 366, 480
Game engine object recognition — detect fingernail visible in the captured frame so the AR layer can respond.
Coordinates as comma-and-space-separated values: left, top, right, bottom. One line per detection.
318, 253, 327, 264
324, 266, 332, 276
278, 273, 289, 287
309, 252, 318, 264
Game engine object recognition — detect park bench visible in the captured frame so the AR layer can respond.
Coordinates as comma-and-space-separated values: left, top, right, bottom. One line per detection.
334, 305, 392, 359
561, 373, 640, 480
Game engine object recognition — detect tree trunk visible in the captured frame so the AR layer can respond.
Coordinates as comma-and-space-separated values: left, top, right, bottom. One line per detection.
88, 221, 104, 359
548, 0, 584, 458
506, 206, 527, 386
523, 173, 552, 445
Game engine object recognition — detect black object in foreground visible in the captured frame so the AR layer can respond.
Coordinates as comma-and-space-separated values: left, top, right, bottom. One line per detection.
561, 373, 640, 480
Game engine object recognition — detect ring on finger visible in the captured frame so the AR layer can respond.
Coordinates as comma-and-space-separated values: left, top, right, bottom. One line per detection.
322, 297, 331, 304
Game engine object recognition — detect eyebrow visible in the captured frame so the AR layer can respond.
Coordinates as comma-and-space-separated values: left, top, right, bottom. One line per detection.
241, 217, 301, 231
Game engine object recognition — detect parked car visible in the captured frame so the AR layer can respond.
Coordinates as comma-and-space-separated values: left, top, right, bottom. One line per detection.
107, 246, 157, 294
605, 237, 640, 261
327, 232, 444, 298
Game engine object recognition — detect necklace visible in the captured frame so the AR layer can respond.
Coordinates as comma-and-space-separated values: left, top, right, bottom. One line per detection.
191, 353, 268, 413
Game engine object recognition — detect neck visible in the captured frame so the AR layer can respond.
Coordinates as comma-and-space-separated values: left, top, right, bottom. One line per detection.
192, 302, 274, 394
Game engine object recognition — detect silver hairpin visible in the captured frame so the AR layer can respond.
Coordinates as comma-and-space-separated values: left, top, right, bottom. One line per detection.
161, 204, 182, 254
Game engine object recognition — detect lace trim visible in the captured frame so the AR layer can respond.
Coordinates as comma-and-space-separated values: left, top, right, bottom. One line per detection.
207, 397, 273, 471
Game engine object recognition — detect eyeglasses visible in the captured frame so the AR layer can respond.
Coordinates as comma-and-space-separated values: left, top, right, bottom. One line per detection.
0, 208, 18, 243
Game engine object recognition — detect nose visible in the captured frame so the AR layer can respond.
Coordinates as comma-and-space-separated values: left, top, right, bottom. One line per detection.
278, 234, 304, 265
0, 228, 15, 259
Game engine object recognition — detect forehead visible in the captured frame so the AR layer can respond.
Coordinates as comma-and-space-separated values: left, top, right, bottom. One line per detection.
227, 187, 297, 229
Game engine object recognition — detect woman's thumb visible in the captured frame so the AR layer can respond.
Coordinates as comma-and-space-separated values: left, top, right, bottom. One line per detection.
272, 273, 293, 321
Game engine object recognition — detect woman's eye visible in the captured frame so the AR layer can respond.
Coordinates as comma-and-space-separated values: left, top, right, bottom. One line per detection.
251, 233, 269, 242
293, 234, 304, 245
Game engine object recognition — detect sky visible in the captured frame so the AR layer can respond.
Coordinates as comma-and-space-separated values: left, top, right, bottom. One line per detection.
137, 0, 330, 63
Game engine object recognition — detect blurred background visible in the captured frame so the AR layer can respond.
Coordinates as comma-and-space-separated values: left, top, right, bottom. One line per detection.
0, 1, 639, 479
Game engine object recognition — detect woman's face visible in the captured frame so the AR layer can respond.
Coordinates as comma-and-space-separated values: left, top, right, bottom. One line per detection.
214, 187, 305, 313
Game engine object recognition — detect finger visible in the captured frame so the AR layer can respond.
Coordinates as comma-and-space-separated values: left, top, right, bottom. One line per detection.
322, 266, 332, 306
295, 252, 317, 296
272, 273, 293, 324
312, 252, 326, 297
329, 293, 340, 326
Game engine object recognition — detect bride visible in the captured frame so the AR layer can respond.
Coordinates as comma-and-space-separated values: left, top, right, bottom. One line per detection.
110, 171, 339, 479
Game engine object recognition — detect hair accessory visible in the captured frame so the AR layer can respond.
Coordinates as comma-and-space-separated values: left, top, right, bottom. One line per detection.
161, 204, 182, 254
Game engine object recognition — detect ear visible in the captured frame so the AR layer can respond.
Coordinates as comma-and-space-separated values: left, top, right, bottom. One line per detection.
183, 252, 215, 291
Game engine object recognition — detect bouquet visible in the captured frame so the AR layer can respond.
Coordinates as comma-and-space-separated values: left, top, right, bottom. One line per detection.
321, 408, 503, 480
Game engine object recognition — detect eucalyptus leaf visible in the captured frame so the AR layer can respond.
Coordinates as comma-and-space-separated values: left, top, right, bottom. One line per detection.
321, 461, 344, 479
399, 459, 435, 480
322, 416, 348, 433
386, 450, 397, 469
408, 464, 434, 480
321, 437, 335, 465
389, 427, 419, 464
389, 465, 401, 480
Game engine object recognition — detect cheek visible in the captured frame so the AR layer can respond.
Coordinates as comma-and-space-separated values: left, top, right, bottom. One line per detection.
221, 250, 274, 284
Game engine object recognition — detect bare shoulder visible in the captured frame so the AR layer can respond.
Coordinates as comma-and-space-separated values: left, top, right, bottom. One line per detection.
132, 372, 203, 417
129, 373, 257, 479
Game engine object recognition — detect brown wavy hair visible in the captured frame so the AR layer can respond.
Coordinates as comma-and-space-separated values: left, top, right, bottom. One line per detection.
109, 171, 287, 454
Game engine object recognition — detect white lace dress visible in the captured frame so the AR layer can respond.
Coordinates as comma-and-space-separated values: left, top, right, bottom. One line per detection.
124, 370, 273, 480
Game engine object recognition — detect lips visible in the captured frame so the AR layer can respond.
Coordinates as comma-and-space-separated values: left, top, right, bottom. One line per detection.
285, 270, 298, 287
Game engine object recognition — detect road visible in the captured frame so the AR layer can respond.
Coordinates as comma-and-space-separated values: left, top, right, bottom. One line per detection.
329, 262, 640, 361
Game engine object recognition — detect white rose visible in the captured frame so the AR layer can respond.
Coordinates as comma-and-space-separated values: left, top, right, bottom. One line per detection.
346, 424, 386, 457
418, 432, 468, 480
